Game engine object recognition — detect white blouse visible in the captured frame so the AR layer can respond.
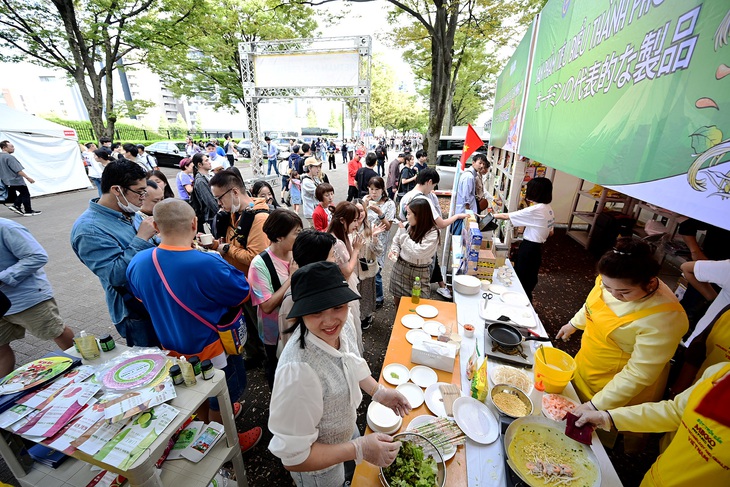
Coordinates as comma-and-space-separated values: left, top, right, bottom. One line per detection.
268, 318, 370, 467
389, 227, 439, 265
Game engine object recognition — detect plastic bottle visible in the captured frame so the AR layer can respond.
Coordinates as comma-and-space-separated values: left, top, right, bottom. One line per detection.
411, 276, 421, 304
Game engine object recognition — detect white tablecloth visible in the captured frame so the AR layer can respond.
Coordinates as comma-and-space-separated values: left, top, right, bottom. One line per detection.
454, 260, 623, 487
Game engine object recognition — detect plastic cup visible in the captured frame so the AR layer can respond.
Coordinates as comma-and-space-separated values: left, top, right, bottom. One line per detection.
199, 234, 214, 245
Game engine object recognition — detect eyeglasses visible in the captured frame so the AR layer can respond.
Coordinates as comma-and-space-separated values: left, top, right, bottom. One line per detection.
214, 187, 233, 203
124, 187, 148, 197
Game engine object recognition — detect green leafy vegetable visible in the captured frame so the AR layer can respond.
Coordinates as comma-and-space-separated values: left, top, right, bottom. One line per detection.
383, 441, 438, 487
391, 372, 400, 379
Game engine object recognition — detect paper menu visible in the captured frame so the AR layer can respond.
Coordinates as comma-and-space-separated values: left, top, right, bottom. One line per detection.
166, 421, 204, 460
103, 378, 177, 422
94, 403, 179, 470
0, 404, 34, 429
47, 399, 107, 455
74, 418, 129, 456
16, 382, 100, 438
17, 365, 95, 409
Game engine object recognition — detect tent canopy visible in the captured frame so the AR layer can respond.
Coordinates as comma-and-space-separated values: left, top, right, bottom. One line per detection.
0, 105, 90, 197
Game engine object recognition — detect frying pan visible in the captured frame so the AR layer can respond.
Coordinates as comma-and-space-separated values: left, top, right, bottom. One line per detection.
487, 321, 550, 350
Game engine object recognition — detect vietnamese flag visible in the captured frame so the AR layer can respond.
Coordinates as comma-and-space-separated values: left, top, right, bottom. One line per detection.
459, 123, 483, 170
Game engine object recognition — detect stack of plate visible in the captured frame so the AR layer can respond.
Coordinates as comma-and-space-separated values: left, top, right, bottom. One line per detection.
367, 401, 402, 434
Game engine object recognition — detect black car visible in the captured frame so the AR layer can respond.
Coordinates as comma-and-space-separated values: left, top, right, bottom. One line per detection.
145, 141, 187, 168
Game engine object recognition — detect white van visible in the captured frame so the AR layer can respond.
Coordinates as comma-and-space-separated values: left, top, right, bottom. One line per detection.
434, 135, 489, 192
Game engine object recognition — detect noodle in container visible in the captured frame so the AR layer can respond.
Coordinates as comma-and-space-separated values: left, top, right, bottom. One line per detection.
490, 384, 533, 418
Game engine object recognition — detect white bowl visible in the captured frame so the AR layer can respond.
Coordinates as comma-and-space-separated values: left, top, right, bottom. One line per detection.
453, 275, 481, 295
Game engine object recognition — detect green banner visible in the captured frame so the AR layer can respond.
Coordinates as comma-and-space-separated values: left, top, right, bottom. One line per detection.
519, 0, 730, 192
491, 19, 535, 151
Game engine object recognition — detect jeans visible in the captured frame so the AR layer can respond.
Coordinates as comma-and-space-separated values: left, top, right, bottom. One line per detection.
90, 178, 102, 197
375, 268, 384, 303
116, 315, 160, 348
377, 160, 385, 176
290, 429, 359, 487
209, 353, 247, 411
268, 158, 280, 175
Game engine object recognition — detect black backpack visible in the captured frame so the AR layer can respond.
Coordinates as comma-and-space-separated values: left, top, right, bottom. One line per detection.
214, 207, 270, 248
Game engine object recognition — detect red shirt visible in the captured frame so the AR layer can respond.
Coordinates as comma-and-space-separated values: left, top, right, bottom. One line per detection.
348, 158, 361, 187
312, 204, 329, 231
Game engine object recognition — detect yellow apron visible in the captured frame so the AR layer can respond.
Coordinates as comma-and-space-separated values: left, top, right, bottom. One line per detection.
697, 309, 730, 379
574, 276, 683, 406
641, 363, 730, 486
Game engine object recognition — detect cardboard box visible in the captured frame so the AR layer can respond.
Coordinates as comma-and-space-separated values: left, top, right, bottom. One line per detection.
411, 340, 457, 373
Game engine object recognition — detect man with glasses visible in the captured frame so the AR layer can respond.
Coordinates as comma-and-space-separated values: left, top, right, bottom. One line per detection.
71, 160, 160, 347
208, 170, 270, 370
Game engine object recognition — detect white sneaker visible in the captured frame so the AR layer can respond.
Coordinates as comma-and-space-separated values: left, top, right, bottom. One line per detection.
437, 287, 452, 300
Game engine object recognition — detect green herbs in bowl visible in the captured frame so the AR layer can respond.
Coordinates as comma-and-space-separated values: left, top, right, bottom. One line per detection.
382, 441, 438, 487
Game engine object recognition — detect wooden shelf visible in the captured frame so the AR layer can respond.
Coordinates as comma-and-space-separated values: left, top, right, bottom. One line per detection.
573, 211, 597, 225
567, 229, 591, 247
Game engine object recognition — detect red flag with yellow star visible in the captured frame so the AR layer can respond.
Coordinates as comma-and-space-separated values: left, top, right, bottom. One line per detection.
459, 123, 483, 170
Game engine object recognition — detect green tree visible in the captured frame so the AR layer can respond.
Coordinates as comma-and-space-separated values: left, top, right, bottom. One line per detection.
370, 58, 427, 133
382, 0, 542, 157
306, 107, 318, 126
0, 0, 201, 138
148, 0, 323, 110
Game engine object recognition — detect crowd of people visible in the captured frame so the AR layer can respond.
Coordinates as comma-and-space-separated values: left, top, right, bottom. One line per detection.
1, 129, 728, 486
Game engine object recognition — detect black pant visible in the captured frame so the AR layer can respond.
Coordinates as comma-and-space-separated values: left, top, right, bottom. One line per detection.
347, 185, 359, 202
514, 239, 543, 302
328, 154, 336, 170
7, 185, 32, 212
430, 254, 443, 284
377, 159, 385, 176
264, 344, 278, 390
242, 300, 267, 364
226, 154, 235, 167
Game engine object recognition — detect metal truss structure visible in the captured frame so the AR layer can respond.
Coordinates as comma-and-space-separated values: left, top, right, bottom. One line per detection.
239, 36, 372, 170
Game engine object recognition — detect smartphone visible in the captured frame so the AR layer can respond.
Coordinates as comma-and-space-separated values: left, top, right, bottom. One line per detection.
359, 258, 369, 272
181, 422, 224, 463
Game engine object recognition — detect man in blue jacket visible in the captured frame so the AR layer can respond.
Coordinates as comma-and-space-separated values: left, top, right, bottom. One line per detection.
71, 160, 159, 347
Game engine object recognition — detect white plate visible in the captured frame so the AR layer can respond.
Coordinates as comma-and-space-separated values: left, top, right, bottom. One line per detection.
415, 304, 439, 319
405, 329, 431, 345
541, 394, 580, 422
367, 401, 402, 434
410, 365, 439, 388
422, 320, 446, 337
500, 291, 530, 306
424, 382, 461, 417
488, 284, 509, 294
453, 396, 499, 444
406, 415, 457, 461
396, 382, 425, 409
383, 363, 410, 385
489, 365, 534, 395
401, 314, 425, 329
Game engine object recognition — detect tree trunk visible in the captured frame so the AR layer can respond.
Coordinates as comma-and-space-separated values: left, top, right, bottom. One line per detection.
425, 4, 458, 163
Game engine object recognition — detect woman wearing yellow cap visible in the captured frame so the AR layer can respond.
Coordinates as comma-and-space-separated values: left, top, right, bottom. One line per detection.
557, 238, 688, 414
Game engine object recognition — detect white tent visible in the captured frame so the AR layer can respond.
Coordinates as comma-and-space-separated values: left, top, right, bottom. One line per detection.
0, 105, 90, 197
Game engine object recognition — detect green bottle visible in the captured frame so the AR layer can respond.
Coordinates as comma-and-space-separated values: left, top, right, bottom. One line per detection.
411, 276, 421, 304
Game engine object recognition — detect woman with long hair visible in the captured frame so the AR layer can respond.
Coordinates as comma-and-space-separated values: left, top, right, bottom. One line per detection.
363, 176, 396, 308
352, 199, 386, 331
388, 197, 439, 304
251, 180, 281, 210
327, 201, 364, 354
146, 170, 175, 199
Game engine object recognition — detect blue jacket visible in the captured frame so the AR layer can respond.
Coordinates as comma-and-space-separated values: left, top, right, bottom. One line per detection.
0, 219, 54, 315
70, 199, 155, 325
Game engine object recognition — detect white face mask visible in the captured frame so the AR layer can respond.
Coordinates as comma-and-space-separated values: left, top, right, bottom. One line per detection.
114, 186, 142, 213
231, 194, 241, 214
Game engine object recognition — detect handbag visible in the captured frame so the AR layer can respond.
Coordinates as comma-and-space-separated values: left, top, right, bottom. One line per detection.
477, 197, 490, 212
357, 244, 380, 280
151, 248, 247, 355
